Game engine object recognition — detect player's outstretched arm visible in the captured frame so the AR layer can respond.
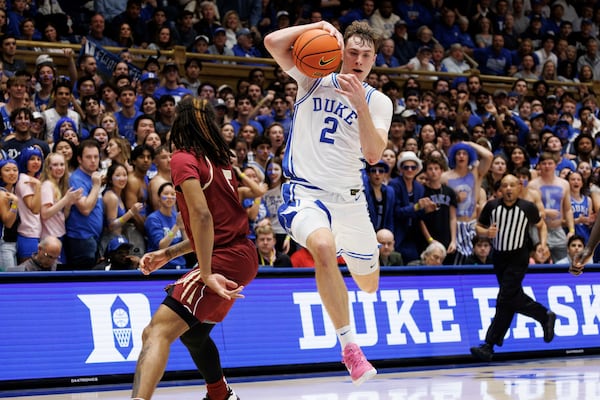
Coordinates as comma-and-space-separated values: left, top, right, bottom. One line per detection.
571, 213, 600, 274
264, 21, 343, 71
139, 239, 193, 275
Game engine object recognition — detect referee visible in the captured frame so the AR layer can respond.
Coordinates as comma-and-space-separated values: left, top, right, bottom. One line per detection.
471, 174, 557, 361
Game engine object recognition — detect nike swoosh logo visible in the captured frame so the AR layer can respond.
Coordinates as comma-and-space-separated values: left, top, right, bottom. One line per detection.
319, 56, 337, 66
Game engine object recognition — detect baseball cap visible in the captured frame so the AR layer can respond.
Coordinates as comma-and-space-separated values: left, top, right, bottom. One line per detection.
214, 27, 226, 35
107, 236, 133, 253
530, 111, 546, 121
581, 18, 593, 26
32, 111, 44, 120
276, 10, 289, 19
452, 76, 467, 89
531, 13, 543, 21
36, 54, 54, 67
140, 72, 159, 83
236, 28, 251, 38
400, 109, 418, 119
395, 19, 407, 27
212, 98, 227, 109
368, 160, 390, 173
507, 91, 519, 98
194, 34, 210, 44
162, 62, 179, 72
143, 55, 161, 71
418, 45, 432, 53
217, 84, 233, 94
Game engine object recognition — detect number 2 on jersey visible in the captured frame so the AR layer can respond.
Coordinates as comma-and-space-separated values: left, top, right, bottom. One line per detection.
319, 117, 338, 144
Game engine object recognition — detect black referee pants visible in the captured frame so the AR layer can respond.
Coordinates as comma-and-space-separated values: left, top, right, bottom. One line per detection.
485, 249, 549, 346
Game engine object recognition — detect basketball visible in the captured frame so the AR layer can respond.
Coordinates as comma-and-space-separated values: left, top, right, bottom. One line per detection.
292, 29, 342, 78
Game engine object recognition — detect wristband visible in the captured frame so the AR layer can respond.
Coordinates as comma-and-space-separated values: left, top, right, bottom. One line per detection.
254, 197, 261, 205
239, 173, 246, 179
414, 203, 420, 211
118, 216, 125, 225
167, 230, 175, 238
10, 202, 17, 210
569, 228, 575, 233
427, 237, 434, 244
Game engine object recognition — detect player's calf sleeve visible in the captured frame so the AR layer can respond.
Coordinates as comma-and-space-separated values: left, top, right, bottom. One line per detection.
179, 323, 223, 383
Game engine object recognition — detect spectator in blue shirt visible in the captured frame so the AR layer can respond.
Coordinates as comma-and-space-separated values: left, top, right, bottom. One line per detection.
65, 140, 104, 269
364, 160, 395, 233
375, 38, 401, 68
115, 85, 142, 145
144, 182, 188, 269
153, 62, 193, 105
433, 8, 461, 50
456, 16, 476, 49
232, 28, 263, 61
396, 0, 433, 38
338, 0, 376, 30
472, 34, 513, 76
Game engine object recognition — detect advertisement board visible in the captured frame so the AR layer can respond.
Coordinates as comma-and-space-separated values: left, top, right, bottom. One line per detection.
0, 268, 598, 388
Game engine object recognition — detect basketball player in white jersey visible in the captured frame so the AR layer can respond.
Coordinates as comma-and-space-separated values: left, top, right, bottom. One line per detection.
265, 21, 393, 385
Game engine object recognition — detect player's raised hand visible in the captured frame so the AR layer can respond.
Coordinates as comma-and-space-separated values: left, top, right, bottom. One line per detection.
335, 74, 366, 109
319, 21, 344, 49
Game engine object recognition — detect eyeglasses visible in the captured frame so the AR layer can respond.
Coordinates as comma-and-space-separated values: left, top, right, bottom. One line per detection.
402, 164, 418, 171
369, 167, 386, 174
43, 252, 59, 260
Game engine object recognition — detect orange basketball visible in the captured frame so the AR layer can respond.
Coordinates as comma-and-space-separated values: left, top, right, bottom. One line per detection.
292, 29, 342, 78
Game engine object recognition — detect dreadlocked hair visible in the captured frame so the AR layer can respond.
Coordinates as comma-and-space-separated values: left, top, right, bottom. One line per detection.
169, 97, 231, 166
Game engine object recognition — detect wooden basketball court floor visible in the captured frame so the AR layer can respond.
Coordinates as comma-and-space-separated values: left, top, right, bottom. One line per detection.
4, 355, 599, 400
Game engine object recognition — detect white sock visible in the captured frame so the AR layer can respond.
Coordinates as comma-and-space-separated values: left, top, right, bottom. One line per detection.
336, 325, 355, 349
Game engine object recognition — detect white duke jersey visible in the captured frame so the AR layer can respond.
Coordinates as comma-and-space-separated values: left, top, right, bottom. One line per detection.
283, 67, 393, 195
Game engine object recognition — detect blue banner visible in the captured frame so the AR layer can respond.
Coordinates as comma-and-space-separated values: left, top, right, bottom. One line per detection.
0, 270, 598, 383
81, 41, 142, 82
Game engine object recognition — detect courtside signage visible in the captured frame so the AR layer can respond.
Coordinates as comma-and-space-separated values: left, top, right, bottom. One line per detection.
0, 272, 598, 382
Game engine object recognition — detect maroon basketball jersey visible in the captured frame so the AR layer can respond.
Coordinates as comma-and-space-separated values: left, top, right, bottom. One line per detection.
171, 150, 249, 249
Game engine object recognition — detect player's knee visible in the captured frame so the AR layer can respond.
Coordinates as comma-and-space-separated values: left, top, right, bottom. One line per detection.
179, 332, 198, 353
307, 233, 336, 262
141, 324, 154, 344
141, 321, 171, 344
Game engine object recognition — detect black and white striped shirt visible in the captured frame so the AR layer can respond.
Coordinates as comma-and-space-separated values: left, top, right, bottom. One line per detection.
478, 198, 541, 252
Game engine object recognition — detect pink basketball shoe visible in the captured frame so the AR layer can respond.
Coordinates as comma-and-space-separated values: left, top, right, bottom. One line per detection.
341, 343, 377, 385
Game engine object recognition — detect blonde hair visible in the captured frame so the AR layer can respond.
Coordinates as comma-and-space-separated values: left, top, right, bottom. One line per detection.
101, 112, 120, 137
255, 224, 275, 238
40, 152, 70, 200
107, 136, 131, 164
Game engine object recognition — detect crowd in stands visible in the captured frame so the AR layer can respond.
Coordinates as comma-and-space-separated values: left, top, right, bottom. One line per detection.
1, 0, 600, 271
